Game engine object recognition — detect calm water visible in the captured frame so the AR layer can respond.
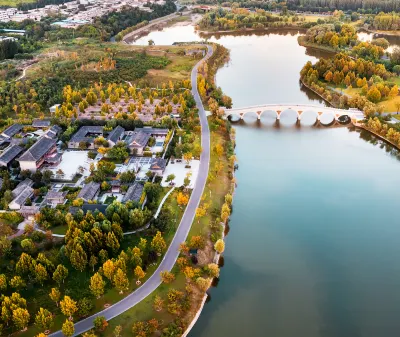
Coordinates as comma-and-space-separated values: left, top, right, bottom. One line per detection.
135, 26, 400, 337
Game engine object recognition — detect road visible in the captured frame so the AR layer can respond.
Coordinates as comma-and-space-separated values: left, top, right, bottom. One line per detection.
49, 44, 213, 337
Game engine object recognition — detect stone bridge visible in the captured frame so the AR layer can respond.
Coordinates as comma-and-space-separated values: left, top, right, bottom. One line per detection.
223, 104, 364, 124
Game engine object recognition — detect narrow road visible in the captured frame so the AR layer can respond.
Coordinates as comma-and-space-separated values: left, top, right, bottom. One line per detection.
49, 44, 213, 337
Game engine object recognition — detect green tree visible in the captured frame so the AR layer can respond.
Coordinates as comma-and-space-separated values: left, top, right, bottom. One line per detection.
70, 243, 88, 272
49, 288, 61, 307
105, 232, 120, 254
34, 263, 48, 285
151, 231, 166, 254
0, 274, 6, 291
93, 316, 108, 332
10, 276, 26, 290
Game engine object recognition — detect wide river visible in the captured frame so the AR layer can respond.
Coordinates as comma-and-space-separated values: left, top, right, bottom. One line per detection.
134, 26, 400, 337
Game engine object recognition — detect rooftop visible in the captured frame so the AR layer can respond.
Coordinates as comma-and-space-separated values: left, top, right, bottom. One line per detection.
77, 181, 100, 201
70, 126, 104, 144
32, 119, 51, 128
125, 131, 150, 148
0, 145, 23, 166
45, 190, 67, 200
122, 182, 144, 203
107, 125, 125, 144
18, 136, 56, 162
12, 178, 33, 198
150, 157, 167, 171
2, 124, 22, 137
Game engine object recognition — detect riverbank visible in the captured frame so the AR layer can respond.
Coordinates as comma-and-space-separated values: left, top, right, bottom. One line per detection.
297, 35, 339, 55
355, 121, 400, 151
361, 27, 400, 37
197, 25, 306, 36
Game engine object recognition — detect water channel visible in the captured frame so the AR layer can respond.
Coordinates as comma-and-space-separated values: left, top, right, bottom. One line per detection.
134, 26, 400, 337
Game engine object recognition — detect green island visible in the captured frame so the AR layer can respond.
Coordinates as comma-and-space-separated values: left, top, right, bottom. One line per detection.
0, 0, 400, 337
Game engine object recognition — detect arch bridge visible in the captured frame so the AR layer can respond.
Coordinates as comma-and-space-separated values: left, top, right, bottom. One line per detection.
223, 104, 364, 125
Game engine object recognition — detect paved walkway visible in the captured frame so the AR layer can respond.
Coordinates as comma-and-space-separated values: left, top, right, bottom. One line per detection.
48, 44, 213, 337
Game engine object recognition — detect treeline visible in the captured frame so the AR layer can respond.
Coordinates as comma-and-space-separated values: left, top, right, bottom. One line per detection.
304, 23, 357, 49
0, 39, 18, 60
300, 53, 396, 113
372, 12, 400, 31
286, 0, 400, 13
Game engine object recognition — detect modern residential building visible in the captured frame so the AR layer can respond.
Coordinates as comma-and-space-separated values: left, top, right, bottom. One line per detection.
68, 126, 104, 149
17, 136, 57, 171
77, 181, 100, 201
0, 145, 23, 167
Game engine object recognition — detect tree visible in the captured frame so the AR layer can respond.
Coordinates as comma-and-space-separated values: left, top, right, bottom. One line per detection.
183, 152, 192, 166
196, 277, 209, 291
134, 266, 145, 282
49, 288, 61, 307
34, 263, 48, 285
131, 247, 142, 267
60, 296, 78, 320
77, 298, 93, 318
35, 308, 53, 331
89, 255, 98, 272
389, 85, 398, 99
93, 316, 108, 332
113, 268, 129, 294
153, 295, 164, 312
70, 243, 87, 272
160, 271, 175, 284
207, 263, 220, 278
21, 238, 35, 253
324, 71, 333, 82
165, 174, 176, 184
62, 319, 74, 337
53, 264, 68, 285
214, 239, 225, 254
151, 231, 167, 254
190, 235, 205, 249
367, 86, 382, 103
105, 231, 120, 254
90, 273, 106, 298
176, 192, 189, 206
10, 276, 26, 290
102, 259, 116, 281
13, 308, 30, 330
0, 274, 6, 291
113, 325, 122, 337
0, 236, 12, 257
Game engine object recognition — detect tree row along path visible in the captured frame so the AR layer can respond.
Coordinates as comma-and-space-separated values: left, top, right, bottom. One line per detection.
48, 44, 213, 337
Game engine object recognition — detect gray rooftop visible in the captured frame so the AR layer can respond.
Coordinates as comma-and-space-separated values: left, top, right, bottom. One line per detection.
0, 145, 23, 166
122, 182, 144, 203
70, 126, 104, 144
77, 181, 100, 201
107, 125, 125, 144
125, 131, 150, 148
12, 178, 33, 198
2, 124, 22, 137
45, 190, 67, 200
45, 125, 62, 139
136, 127, 168, 135
32, 119, 51, 128
11, 186, 34, 207
150, 157, 167, 171
18, 136, 56, 162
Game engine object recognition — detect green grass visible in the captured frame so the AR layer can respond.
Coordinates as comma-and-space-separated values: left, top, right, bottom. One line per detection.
0, 0, 35, 5
51, 225, 68, 235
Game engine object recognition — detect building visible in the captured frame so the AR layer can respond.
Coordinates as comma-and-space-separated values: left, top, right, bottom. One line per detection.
136, 127, 169, 137
44, 190, 67, 207
17, 136, 57, 172
9, 178, 34, 210
68, 126, 104, 149
125, 131, 150, 155
1, 124, 22, 138
19, 205, 39, 219
110, 180, 121, 193
149, 158, 167, 176
49, 104, 60, 114
122, 182, 144, 203
0, 145, 23, 167
45, 125, 62, 139
32, 119, 51, 128
77, 181, 100, 201
107, 125, 125, 147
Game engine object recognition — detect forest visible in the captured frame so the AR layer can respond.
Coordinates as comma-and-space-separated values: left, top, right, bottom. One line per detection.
372, 12, 400, 31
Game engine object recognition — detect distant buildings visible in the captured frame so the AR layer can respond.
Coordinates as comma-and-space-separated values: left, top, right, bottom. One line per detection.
9, 178, 34, 210
17, 136, 57, 171
68, 126, 104, 149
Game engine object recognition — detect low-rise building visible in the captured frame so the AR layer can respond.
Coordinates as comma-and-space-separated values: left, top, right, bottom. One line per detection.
32, 119, 51, 128
44, 190, 67, 207
45, 125, 62, 139
9, 178, 34, 210
0, 145, 23, 168
107, 125, 125, 147
19, 205, 39, 219
125, 131, 150, 155
110, 180, 121, 193
17, 136, 57, 172
1, 124, 22, 138
77, 181, 100, 201
68, 126, 104, 149
122, 182, 144, 203
149, 157, 167, 176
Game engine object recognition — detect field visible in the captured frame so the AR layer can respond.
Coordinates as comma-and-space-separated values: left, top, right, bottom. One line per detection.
0, 0, 35, 6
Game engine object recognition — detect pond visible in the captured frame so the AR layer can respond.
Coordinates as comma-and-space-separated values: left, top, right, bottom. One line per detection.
134, 24, 400, 337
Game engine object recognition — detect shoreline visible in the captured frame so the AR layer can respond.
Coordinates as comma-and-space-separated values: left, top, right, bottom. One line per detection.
355, 123, 400, 151
197, 26, 307, 35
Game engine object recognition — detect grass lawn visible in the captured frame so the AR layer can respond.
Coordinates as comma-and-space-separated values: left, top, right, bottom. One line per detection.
51, 225, 68, 235
0, 0, 35, 5
104, 196, 117, 204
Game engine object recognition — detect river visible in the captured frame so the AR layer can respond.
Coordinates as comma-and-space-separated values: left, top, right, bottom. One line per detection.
134, 26, 400, 337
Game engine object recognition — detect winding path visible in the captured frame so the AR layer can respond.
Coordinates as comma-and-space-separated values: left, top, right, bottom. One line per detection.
49, 44, 213, 337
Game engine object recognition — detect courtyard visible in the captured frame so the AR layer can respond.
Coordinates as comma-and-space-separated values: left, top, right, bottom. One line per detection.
160, 159, 200, 188
43, 151, 93, 180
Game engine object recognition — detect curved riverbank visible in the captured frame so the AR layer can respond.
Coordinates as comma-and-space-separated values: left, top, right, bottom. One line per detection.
355, 122, 400, 151
197, 26, 306, 36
